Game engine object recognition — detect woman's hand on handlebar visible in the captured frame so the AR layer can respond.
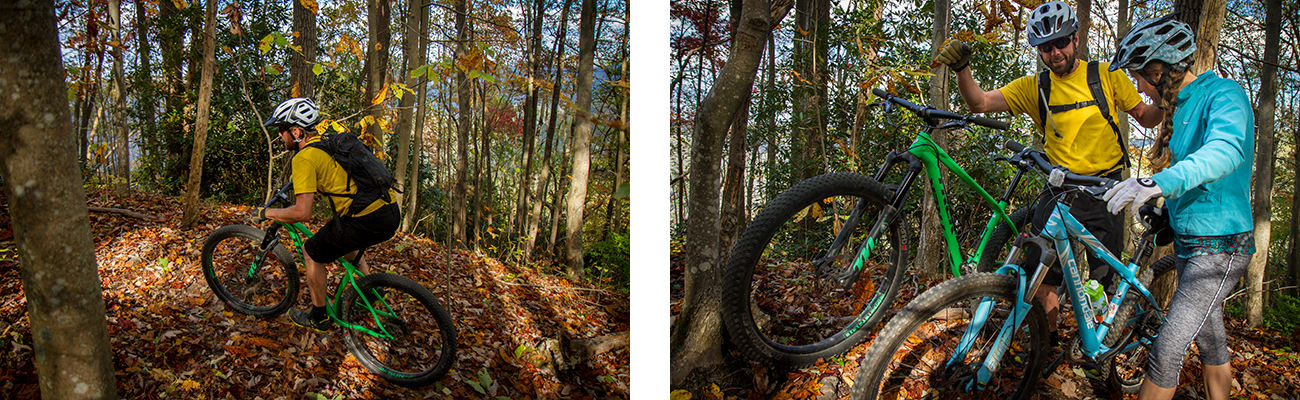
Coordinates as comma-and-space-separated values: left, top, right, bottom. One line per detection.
1104, 177, 1163, 216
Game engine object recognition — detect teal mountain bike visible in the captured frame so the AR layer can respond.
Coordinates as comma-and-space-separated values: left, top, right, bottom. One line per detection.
851, 142, 1178, 399
201, 183, 457, 388
721, 88, 1047, 368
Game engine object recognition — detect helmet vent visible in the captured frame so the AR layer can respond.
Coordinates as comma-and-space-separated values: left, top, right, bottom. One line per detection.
1155, 25, 1174, 35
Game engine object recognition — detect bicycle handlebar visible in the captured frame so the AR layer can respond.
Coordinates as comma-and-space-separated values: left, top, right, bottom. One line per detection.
265, 182, 294, 209
871, 88, 1011, 131
1003, 140, 1117, 198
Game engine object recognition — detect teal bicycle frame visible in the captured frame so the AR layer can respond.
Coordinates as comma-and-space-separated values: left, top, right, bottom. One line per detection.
257, 220, 401, 340
955, 197, 1167, 390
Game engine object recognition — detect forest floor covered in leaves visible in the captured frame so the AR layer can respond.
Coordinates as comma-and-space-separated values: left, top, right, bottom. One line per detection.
670, 252, 1300, 400
0, 188, 629, 399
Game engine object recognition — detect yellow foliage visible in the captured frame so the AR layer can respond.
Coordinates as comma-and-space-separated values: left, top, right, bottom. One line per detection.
669, 390, 693, 400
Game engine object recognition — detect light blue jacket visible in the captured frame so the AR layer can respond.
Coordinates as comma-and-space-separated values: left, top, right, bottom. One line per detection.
1149, 71, 1255, 237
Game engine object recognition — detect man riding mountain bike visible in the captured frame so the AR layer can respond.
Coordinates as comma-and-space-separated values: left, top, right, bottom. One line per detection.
253, 97, 401, 332
931, 0, 1166, 353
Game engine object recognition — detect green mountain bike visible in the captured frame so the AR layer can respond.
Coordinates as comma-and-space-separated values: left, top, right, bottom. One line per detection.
720, 88, 1041, 368
201, 183, 457, 388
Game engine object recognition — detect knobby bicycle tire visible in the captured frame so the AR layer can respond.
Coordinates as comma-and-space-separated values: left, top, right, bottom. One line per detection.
340, 273, 457, 388
201, 225, 300, 317
1104, 254, 1176, 393
721, 172, 909, 368
851, 273, 1047, 400
975, 207, 1034, 274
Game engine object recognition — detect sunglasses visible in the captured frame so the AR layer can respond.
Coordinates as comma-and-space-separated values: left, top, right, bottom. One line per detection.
1037, 36, 1072, 53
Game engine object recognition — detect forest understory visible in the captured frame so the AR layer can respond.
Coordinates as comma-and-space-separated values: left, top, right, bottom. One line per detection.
0, 188, 629, 399
669, 252, 1300, 400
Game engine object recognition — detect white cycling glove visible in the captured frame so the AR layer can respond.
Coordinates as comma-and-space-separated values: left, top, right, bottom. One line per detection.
1103, 177, 1163, 216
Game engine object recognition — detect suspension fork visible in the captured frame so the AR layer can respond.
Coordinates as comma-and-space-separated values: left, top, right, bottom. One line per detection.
249, 224, 283, 280
827, 151, 923, 287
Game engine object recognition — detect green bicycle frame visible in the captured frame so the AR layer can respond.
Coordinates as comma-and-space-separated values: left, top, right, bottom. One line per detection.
261, 221, 401, 340
859, 130, 1023, 277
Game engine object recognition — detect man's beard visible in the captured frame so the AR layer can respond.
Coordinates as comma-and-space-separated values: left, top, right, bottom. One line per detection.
1046, 53, 1077, 76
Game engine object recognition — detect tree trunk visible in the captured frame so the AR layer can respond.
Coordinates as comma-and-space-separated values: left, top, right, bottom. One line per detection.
671, 0, 791, 386
291, 0, 318, 98
107, 0, 131, 197
1074, 0, 1090, 60
0, 3, 119, 397
524, 0, 573, 263
514, 0, 545, 241
564, 0, 598, 278
1173, 0, 1224, 75
134, 0, 154, 161
918, 0, 953, 278
1245, 0, 1281, 328
402, 3, 430, 233
182, 0, 218, 227
452, 0, 471, 248
364, 0, 392, 140
394, 0, 424, 208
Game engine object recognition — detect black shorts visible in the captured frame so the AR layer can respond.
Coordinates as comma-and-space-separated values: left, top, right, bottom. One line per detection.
304, 203, 400, 265
1023, 172, 1124, 291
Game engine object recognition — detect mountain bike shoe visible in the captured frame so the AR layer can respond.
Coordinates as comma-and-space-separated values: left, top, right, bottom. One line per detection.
290, 308, 334, 332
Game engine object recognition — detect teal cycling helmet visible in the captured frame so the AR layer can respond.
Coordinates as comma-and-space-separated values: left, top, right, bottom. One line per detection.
1026, 1, 1077, 46
1109, 13, 1196, 72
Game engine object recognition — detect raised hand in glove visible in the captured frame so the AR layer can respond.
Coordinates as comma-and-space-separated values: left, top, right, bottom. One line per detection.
1103, 177, 1163, 216
251, 207, 269, 224
934, 37, 972, 72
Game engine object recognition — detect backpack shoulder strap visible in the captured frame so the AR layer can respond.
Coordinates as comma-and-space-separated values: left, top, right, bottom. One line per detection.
1087, 60, 1130, 169
1037, 68, 1051, 143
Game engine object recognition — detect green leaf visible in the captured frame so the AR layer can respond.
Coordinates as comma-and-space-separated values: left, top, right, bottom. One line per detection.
411, 65, 428, 79
514, 344, 529, 359
266, 65, 282, 75
477, 368, 492, 388
467, 381, 485, 395
258, 34, 274, 54
614, 183, 630, 199
312, 63, 324, 76
304, 394, 329, 400
157, 257, 170, 269
273, 33, 289, 47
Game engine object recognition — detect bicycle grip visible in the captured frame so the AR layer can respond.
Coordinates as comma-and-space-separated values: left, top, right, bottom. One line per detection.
970, 115, 1010, 130
1004, 140, 1026, 153
871, 87, 890, 98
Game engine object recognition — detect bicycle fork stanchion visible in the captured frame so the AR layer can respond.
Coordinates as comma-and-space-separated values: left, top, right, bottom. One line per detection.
249, 224, 283, 283
827, 151, 920, 287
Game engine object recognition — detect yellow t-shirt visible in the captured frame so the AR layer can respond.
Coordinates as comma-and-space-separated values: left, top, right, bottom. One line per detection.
998, 60, 1143, 176
292, 135, 393, 217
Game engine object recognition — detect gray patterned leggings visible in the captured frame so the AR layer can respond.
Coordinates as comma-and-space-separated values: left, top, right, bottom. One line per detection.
1144, 251, 1250, 388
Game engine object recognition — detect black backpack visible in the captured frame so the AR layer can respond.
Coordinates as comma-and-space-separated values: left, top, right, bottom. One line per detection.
305, 131, 396, 217
1036, 60, 1129, 172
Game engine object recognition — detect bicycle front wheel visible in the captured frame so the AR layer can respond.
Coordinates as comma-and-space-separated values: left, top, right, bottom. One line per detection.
1105, 254, 1177, 393
340, 273, 457, 388
201, 225, 299, 317
851, 273, 1047, 400
721, 172, 909, 368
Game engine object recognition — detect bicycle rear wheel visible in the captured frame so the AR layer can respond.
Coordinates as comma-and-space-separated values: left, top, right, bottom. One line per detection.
721, 173, 908, 368
1105, 254, 1177, 393
201, 225, 299, 317
851, 273, 1046, 400
340, 273, 457, 388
